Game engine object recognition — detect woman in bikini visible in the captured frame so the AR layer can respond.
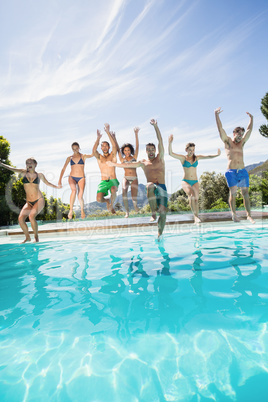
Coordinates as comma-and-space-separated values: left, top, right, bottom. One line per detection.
0, 157, 59, 243
111, 127, 140, 217
58, 142, 93, 219
168, 135, 221, 223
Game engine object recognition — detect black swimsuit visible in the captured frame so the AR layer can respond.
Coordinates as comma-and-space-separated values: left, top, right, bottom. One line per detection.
22, 174, 42, 207
22, 174, 40, 184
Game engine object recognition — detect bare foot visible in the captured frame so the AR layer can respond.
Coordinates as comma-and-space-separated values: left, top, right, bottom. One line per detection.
81, 210, 86, 219
106, 200, 112, 212
150, 213, 157, 222
125, 212, 129, 218
111, 208, 116, 214
194, 216, 201, 224
21, 237, 31, 244
134, 206, 139, 213
34, 236, 39, 243
247, 216, 255, 224
232, 213, 240, 222
68, 211, 73, 219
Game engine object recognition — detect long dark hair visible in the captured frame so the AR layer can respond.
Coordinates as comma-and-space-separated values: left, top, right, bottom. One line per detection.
185, 142, 196, 162
120, 143, 135, 157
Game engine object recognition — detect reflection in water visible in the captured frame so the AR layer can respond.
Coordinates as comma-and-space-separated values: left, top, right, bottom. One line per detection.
231, 242, 263, 316
0, 226, 267, 401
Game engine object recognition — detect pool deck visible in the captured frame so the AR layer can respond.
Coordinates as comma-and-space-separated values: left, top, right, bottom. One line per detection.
0, 210, 267, 242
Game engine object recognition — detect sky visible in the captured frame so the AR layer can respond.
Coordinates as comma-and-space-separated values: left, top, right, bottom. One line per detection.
0, 0, 268, 204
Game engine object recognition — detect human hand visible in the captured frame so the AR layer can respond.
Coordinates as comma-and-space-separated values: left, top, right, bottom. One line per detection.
217, 148, 221, 155
215, 107, 223, 114
57, 184, 62, 189
110, 131, 116, 139
106, 161, 115, 167
246, 112, 253, 118
134, 127, 140, 134
97, 129, 102, 139
104, 123, 110, 133
150, 119, 157, 126
168, 134, 173, 143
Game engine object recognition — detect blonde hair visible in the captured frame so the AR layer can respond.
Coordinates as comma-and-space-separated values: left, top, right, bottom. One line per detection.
26, 157, 37, 166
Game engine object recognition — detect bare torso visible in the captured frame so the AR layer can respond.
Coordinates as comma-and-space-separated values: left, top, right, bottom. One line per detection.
142, 155, 165, 184
123, 156, 137, 178
98, 153, 117, 180
70, 154, 85, 177
181, 157, 198, 180
22, 172, 43, 201
224, 138, 245, 169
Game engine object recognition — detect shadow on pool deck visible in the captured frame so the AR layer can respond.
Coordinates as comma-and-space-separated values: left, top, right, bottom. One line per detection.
0, 210, 267, 240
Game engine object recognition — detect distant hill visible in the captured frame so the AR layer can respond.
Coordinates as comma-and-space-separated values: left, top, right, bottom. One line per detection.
248, 160, 268, 176
83, 183, 149, 213
245, 162, 264, 172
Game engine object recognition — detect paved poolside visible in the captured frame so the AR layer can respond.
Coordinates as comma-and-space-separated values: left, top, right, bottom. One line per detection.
0, 210, 267, 243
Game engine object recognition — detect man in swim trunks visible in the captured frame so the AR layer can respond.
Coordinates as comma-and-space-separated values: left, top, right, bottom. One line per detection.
93, 123, 119, 213
107, 119, 167, 237
215, 107, 255, 223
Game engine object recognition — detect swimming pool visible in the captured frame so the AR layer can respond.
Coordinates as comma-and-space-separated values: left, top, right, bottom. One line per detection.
0, 222, 267, 401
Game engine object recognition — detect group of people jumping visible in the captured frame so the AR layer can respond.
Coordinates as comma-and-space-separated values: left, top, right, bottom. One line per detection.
0, 108, 255, 243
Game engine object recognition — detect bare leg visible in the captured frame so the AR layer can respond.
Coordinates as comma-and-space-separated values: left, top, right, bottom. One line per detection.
28, 198, 45, 242
97, 192, 111, 211
77, 178, 86, 218
122, 178, 130, 217
229, 186, 240, 222
182, 181, 200, 223
110, 186, 118, 214
147, 183, 157, 221
241, 187, 255, 224
192, 183, 201, 224
158, 206, 167, 238
131, 179, 139, 213
68, 177, 77, 219
18, 204, 32, 243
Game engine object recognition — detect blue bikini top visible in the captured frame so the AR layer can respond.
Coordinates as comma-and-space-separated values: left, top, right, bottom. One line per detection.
183, 159, 198, 168
70, 156, 84, 166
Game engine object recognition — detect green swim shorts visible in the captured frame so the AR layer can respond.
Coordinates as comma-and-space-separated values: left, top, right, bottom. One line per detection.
97, 179, 120, 196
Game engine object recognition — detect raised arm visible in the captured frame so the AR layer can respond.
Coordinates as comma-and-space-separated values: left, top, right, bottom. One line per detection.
150, 119, 164, 159
197, 149, 221, 160
110, 131, 123, 162
0, 161, 25, 174
133, 127, 140, 159
168, 135, 186, 162
215, 107, 229, 143
242, 112, 253, 144
40, 173, 60, 189
104, 123, 117, 156
83, 153, 94, 160
58, 157, 71, 187
92, 130, 102, 159
106, 160, 144, 169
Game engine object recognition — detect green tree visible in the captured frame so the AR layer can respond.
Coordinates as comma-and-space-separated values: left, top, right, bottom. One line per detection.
0, 136, 15, 225
199, 171, 229, 210
259, 92, 268, 138
169, 188, 185, 202
168, 195, 190, 212
260, 171, 268, 205
210, 198, 229, 210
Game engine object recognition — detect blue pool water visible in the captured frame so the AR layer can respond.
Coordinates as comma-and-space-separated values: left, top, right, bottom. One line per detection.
0, 223, 268, 401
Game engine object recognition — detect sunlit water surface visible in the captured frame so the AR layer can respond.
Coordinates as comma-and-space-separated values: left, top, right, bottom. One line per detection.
0, 223, 268, 401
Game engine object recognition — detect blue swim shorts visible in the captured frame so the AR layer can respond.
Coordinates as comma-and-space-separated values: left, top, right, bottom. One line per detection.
225, 168, 249, 188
